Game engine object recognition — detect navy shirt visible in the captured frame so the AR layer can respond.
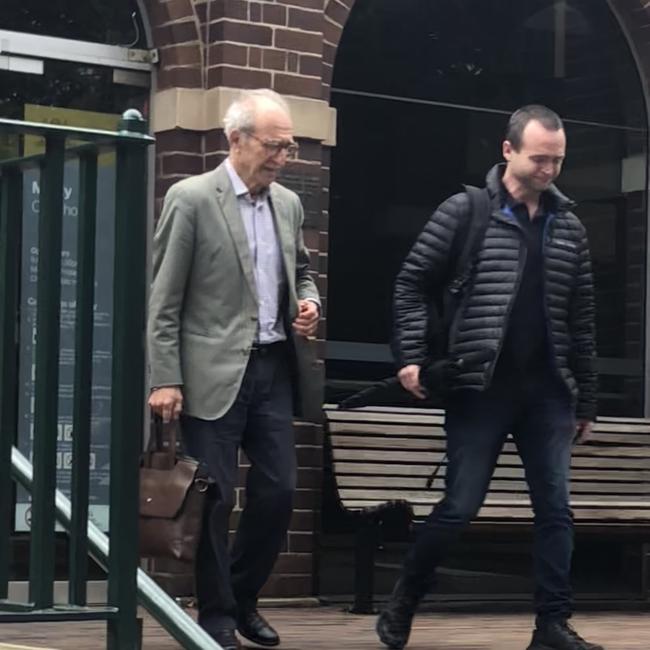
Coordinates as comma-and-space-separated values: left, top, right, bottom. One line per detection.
493, 187, 555, 383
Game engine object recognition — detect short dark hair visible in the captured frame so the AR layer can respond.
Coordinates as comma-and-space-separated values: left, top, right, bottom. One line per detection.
506, 105, 564, 151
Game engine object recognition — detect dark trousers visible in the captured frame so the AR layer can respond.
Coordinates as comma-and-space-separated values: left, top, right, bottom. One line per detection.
402, 374, 575, 620
181, 343, 296, 632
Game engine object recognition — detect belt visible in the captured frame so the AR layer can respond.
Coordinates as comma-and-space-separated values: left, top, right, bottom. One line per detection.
249, 341, 286, 357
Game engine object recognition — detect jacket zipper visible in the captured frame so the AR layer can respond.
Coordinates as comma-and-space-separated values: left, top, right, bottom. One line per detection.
541, 213, 565, 384
484, 212, 526, 387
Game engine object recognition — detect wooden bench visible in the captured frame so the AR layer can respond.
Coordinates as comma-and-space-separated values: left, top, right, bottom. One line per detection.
323, 404, 650, 613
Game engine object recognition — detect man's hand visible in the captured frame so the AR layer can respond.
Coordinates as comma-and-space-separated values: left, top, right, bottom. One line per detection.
398, 364, 426, 400
574, 419, 593, 444
292, 300, 319, 337
148, 386, 183, 422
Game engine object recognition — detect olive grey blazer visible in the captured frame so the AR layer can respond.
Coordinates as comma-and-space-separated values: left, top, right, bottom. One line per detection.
147, 162, 322, 421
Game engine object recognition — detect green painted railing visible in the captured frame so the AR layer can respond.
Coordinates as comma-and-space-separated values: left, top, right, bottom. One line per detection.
0, 111, 221, 649
0, 109, 152, 648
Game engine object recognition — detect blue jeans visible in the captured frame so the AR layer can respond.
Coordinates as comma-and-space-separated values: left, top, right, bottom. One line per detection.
180, 343, 296, 632
402, 374, 575, 620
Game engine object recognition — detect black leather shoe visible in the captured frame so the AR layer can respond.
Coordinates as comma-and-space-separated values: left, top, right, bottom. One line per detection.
210, 627, 242, 650
526, 620, 604, 650
236, 608, 280, 647
376, 578, 423, 649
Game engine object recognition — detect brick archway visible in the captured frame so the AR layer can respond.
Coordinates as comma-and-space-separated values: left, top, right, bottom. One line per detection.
143, 0, 203, 89
322, 0, 357, 100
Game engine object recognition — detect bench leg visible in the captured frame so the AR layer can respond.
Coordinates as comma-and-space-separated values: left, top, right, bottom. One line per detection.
642, 542, 650, 601
349, 518, 380, 614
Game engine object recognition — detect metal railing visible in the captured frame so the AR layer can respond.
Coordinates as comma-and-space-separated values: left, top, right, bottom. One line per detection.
0, 111, 221, 649
11, 446, 222, 650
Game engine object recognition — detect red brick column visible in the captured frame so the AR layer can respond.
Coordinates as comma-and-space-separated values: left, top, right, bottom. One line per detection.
144, 0, 205, 215
200, 0, 324, 97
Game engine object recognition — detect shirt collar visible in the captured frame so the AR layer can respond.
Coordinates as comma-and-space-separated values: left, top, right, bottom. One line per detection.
224, 158, 269, 202
499, 179, 552, 219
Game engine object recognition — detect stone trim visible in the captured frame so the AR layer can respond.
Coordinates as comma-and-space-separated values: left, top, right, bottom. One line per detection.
151, 86, 337, 144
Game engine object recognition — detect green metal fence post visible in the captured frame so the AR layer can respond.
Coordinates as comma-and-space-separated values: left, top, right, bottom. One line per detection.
11, 447, 223, 649
69, 150, 99, 606
106, 110, 150, 650
30, 136, 66, 609
0, 167, 22, 599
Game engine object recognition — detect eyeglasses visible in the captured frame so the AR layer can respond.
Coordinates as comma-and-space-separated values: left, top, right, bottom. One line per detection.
244, 132, 299, 160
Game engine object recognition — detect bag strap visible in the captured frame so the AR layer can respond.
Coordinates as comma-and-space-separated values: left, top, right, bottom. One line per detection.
442, 185, 491, 331
450, 185, 491, 292
148, 415, 179, 463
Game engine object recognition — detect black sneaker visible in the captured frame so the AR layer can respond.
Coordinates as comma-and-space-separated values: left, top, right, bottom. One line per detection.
526, 620, 604, 650
376, 579, 422, 649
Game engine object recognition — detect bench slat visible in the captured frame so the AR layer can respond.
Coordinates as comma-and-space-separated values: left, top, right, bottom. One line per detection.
325, 405, 650, 425
332, 448, 650, 469
328, 422, 650, 445
327, 420, 650, 437
340, 501, 650, 520
324, 404, 444, 416
337, 488, 650, 505
331, 462, 650, 482
335, 475, 650, 494
325, 411, 445, 425
325, 410, 650, 434
328, 422, 446, 436
325, 405, 650, 424
330, 435, 446, 450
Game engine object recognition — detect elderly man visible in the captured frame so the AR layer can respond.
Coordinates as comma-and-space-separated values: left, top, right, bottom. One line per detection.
148, 89, 320, 650
379, 105, 601, 650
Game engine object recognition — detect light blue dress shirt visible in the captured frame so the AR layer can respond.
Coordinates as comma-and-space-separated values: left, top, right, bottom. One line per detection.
225, 158, 287, 344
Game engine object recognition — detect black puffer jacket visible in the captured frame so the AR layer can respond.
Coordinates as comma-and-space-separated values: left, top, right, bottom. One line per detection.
393, 164, 597, 420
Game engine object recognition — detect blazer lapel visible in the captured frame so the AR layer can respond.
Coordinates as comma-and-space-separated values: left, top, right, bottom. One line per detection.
213, 164, 257, 300
269, 184, 294, 275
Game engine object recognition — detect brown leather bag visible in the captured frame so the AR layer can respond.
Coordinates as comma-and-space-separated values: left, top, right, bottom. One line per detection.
139, 418, 209, 562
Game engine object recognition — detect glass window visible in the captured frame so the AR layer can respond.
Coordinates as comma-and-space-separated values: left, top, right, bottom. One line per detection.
0, 59, 149, 163
328, 0, 647, 416
0, 60, 149, 123
0, 3, 151, 530
1, 0, 146, 47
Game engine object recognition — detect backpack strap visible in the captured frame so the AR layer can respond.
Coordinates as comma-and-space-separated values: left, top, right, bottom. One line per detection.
442, 185, 491, 332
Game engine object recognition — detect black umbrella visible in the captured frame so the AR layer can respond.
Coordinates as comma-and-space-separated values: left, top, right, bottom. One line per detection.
338, 348, 496, 410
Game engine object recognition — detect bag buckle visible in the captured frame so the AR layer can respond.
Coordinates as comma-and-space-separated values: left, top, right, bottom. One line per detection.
194, 478, 210, 493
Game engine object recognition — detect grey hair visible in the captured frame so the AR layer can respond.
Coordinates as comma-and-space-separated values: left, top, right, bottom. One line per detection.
223, 89, 291, 137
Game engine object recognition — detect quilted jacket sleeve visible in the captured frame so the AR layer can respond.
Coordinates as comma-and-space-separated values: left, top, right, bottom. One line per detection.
392, 193, 470, 369
569, 226, 598, 421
